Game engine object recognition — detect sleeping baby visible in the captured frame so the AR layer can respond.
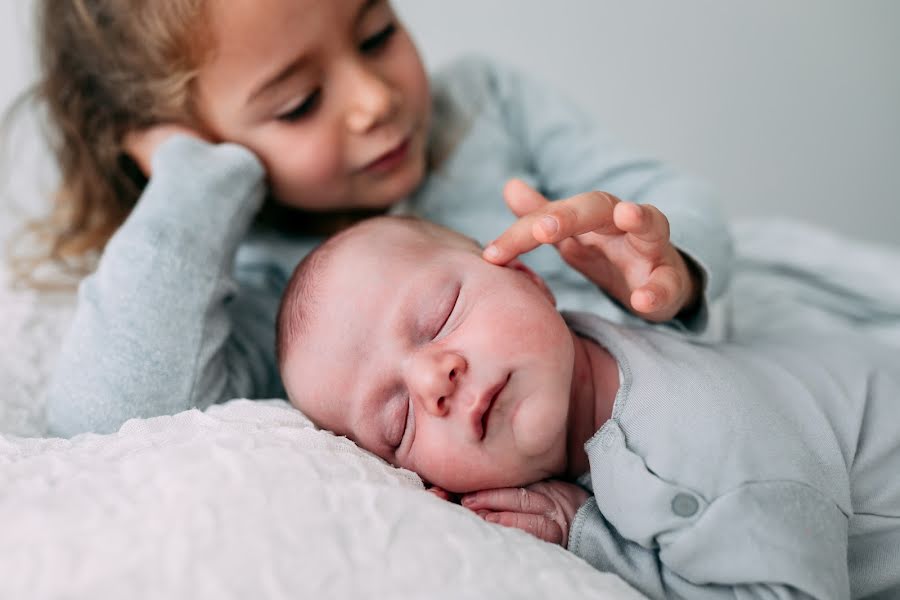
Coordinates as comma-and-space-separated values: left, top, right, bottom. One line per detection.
276, 215, 899, 600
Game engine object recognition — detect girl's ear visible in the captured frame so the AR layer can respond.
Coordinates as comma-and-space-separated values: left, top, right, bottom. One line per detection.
507, 259, 556, 306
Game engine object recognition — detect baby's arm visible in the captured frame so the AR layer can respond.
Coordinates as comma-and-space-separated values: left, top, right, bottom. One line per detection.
469, 480, 847, 599
483, 58, 734, 331
46, 136, 280, 436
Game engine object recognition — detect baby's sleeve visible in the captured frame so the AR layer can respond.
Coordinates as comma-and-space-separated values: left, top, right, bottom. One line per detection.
568, 480, 849, 599
483, 58, 734, 331
46, 136, 280, 437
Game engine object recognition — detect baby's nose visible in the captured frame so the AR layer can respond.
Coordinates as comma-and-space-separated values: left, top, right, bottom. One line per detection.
412, 351, 466, 417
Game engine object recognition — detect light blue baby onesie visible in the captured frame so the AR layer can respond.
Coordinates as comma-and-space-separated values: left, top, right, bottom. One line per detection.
46, 57, 733, 437
564, 311, 900, 599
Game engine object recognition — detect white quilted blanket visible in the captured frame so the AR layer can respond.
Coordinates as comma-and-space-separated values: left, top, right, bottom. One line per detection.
1, 218, 899, 600
0, 400, 641, 600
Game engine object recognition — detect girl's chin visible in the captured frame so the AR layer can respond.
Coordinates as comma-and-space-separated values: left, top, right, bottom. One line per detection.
370, 160, 427, 206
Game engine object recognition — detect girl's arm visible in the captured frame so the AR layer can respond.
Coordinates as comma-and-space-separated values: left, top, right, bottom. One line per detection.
46, 136, 281, 437
484, 58, 734, 331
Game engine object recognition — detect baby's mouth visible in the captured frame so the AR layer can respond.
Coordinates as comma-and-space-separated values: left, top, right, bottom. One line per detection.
477, 374, 510, 440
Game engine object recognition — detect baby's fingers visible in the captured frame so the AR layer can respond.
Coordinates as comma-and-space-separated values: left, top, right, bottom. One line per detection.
484, 512, 564, 545
462, 487, 555, 516
425, 486, 452, 502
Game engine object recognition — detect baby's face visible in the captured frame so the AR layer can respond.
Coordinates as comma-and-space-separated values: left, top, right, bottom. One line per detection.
282, 221, 577, 492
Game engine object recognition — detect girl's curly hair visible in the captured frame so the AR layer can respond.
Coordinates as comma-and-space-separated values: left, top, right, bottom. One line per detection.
7, 0, 213, 285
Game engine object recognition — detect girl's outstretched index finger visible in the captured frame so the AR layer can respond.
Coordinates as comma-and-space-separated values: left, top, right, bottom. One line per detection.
484, 188, 619, 265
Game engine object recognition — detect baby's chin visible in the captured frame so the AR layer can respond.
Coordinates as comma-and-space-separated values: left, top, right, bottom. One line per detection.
436, 471, 546, 495
429, 450, 564, 494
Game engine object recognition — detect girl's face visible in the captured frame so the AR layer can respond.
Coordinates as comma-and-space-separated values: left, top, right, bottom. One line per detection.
194, 0, 431, 211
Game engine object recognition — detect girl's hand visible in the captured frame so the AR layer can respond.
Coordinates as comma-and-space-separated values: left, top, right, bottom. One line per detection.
123, 124, 207, 177
484, 179, 702, 323
461, 480, 590, 547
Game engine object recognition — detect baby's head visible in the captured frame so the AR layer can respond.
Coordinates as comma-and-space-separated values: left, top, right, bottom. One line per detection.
34, 0, 429, 263
277, 217, 579, 493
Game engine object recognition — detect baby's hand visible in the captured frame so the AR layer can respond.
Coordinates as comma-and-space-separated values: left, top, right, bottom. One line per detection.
461, 480, 590, 547
123, 124, 208, 177
425, 485, 454, 502
484, 179, 701, 322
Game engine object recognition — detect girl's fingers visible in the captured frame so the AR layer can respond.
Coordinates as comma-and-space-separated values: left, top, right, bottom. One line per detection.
503, 178, 549, 217
615, 202, 671, 258
630, 264, 684, 319
462, 487, 556, 516
484, 190, 619, 265
123, 124, 206, 177
484, 512, 564, 545
538, 191, 621, 241
556, 237, 619, 292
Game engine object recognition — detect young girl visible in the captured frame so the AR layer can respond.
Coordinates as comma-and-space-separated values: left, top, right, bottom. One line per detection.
30, 0, 733, 437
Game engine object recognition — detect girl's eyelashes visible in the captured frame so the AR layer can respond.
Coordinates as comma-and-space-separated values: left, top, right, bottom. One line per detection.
277, 89, 322, 123
360, 22, 397, 55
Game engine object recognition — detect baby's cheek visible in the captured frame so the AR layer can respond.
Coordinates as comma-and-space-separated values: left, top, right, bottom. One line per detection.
514, 391, 569, 462
410, 444, 486, 493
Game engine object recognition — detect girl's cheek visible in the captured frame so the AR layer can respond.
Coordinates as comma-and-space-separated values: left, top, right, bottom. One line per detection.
266, 130, 344, 188
293, 139, 343, 183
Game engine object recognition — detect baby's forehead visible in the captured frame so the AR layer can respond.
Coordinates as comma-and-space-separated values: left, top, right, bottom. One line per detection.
333, 218, 479, 266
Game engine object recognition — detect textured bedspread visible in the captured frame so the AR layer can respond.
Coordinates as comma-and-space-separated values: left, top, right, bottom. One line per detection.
0, 400, 642, 600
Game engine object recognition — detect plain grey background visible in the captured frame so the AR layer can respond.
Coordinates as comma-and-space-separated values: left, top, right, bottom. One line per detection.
3, 1, 898, 245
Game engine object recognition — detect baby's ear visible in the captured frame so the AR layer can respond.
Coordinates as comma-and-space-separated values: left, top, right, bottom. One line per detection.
507, 259, 556, 306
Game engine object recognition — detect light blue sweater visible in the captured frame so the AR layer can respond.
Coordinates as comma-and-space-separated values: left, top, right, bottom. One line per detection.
46, 57, 733, 437
565, 311, 900, 600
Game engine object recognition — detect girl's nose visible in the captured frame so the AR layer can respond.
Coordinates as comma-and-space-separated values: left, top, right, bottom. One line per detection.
408, 349, 467, 417
344, 63, 398, 133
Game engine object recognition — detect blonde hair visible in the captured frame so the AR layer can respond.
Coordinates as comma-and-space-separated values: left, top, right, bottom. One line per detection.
7, 0, 213, 285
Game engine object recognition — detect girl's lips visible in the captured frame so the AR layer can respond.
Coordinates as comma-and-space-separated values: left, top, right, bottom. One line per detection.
363, 137, 411, 174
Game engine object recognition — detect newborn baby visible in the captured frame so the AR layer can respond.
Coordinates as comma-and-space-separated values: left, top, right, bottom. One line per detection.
276, 216, 900, 600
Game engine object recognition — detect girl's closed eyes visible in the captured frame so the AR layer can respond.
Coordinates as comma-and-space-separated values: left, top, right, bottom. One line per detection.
360, 22, 397, 55
277, 89, 322, 123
